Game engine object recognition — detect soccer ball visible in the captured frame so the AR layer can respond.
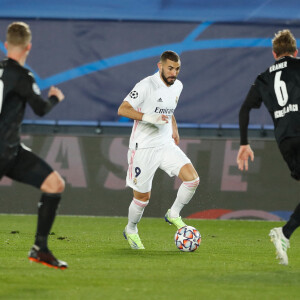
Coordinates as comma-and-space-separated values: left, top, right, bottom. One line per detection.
174, 226, 201, 252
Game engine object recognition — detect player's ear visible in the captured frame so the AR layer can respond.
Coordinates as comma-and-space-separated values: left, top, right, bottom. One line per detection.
157, 61, 162, 71
26, 43, 32, 52
294, 49, 298, 57
272, 51, 278, 60
4, 41, 8, 50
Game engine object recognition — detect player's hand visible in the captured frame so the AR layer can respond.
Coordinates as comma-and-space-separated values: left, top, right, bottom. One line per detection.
236, 144, 254, 171
142, 113, 168, 125
48, 86, 65, 102
172, 130, 180, 145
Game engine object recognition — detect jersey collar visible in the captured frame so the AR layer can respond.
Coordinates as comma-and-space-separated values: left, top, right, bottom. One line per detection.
6, 57, 21, 66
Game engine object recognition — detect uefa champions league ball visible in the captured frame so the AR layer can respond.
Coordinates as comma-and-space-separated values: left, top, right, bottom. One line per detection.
174, 226, 201, 252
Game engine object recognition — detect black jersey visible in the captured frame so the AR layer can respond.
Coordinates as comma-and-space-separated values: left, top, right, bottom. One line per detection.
239, 56, 300, 145
0, 58, 58, 153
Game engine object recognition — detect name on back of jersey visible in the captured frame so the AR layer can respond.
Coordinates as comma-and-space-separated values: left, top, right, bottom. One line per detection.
274, 104, 298, 119
269, 61, 287, 73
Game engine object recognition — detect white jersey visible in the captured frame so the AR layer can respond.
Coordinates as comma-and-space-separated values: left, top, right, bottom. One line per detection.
124, 71, 183, 149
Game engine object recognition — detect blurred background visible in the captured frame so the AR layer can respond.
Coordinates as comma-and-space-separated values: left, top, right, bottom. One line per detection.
0, 0, 299, 221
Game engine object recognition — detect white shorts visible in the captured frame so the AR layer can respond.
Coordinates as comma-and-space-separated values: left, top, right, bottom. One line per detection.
126, 142, 191, 193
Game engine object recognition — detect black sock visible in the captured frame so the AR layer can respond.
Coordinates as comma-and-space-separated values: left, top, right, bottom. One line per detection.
34, 193, 61, 250
282, 203, 300, 239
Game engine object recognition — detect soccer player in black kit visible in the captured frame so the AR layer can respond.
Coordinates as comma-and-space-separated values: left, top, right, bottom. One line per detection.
237, 29, 300, 265
0, 22, 67, 269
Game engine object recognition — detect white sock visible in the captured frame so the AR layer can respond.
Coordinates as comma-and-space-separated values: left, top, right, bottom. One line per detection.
170, 177, 200, 218
126, 198, 149, 234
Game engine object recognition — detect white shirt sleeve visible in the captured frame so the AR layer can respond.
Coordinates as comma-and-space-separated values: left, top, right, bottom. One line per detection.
124, 81, 149, 110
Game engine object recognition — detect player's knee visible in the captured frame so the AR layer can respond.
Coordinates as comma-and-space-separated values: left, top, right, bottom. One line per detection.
41, 171, 65, 193
179, 163, 198, 182
133, 191, 150, 202
183, 177, 200, 191
55, 175, 65, 193
140, 195, 150, 202
136, 194, 150, 202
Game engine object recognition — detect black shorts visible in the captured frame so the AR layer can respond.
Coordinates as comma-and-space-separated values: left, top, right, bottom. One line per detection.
0, 144, 53, 188
279, 136, 300, 180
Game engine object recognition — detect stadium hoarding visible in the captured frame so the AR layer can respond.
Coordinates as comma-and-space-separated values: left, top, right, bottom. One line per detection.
0, 134, 297, 221
1, 19, 300, 126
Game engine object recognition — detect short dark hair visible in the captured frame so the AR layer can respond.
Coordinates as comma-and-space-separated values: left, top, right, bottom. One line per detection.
272, 29, 297, 57
160, 50, 180, 63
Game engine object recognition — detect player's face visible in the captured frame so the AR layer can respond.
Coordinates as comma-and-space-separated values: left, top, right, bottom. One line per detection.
158, 59, 181, 86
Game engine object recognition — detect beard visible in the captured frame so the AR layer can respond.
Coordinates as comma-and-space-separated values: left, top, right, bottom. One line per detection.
161, 69, 176, 86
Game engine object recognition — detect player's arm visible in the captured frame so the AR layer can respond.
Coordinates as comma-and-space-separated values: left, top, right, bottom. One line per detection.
237, 84, 262, 171
118, 101, 168, 125
118, 101, 143, 120
172, 115, 180, 145
18, 73, 64, 116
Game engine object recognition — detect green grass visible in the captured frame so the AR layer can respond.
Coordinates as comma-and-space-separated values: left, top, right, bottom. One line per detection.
0, 215, 300, 300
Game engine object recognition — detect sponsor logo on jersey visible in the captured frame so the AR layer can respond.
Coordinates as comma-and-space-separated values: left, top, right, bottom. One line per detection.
269, 61, 287, 73
154, 107, 175, 115
130, 91, 138, 99
32, 83, 41, 95
274, 104, 298, 119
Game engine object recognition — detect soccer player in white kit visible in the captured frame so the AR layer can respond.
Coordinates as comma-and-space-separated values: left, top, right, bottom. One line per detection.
118, 51, 199, 249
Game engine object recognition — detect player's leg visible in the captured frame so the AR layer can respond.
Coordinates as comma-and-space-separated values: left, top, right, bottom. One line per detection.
160, 144, 199, 229
165, 163, 199, 228
123, 190, 150, 250
282, 138, 300, 240
124, 148, 158, 249
171, 163, 199, 217
33, 171, 65, 253
282, 203, 300, 239
270, 137, 300, 265
6, 145, 67, 269
272, 201, 300, 264
126, 190, 150, 234
29, 177, 67, 269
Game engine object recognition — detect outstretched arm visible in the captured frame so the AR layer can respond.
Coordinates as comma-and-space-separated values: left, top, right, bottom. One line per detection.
237, 83, 262, 171
118, 101, 143, 120
27, 86, 64, 117
118, 101, 168, 125
19, 71, 64, 116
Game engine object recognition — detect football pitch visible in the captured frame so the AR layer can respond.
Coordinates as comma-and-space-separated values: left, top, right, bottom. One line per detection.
1, 215, 299, 300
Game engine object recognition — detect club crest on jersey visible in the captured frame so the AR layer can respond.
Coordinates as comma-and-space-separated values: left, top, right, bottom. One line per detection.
175, 96, 178, 104
157, 98, 163, 102
130, 91, 138, 99
133, 178, 138, 185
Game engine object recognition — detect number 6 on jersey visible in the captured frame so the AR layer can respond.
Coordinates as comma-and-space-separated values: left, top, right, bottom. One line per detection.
274, 71, 288, 106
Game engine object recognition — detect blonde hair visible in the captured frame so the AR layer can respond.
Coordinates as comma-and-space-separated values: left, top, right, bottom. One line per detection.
272, 29, 297, 57
6, 22, 32, 47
